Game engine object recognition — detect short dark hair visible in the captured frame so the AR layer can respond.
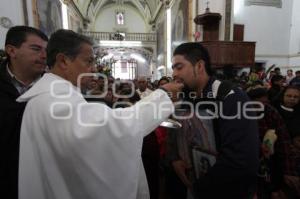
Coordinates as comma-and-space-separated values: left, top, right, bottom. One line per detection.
4, 26, 48, 62
283, 85, 300, 94
47, 29, 93, 68
173, 42, 213, 76
158, 76, 170, 86
247, 87, 268, 100
5, 26, 48, 47
289, 76, 300, 87
118, 89, 141, 104
280, 85, 300, 103
271, 74, 284, 85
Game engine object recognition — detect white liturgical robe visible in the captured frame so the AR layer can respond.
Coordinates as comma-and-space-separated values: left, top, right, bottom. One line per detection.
17, 73, 174, 199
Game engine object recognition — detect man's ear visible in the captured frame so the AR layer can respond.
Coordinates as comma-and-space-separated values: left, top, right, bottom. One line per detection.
55, 53, 69, 70
196, 60, 205, 74
5, 45, 17, 58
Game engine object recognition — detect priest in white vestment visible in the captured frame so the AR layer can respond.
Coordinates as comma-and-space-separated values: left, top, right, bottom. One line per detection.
17, 29, 182, 199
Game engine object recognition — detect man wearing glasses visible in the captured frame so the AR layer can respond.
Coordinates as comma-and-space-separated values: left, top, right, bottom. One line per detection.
0, 26, 48, 199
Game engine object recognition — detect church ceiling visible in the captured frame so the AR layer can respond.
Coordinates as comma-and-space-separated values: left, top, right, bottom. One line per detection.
75, 0, 163, 24
73, 0, 161, 63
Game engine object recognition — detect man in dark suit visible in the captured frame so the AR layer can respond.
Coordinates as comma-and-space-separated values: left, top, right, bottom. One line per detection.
0, 26, 48, 199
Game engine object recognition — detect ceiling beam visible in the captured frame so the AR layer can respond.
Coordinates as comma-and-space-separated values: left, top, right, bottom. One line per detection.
65, 0, 89, 23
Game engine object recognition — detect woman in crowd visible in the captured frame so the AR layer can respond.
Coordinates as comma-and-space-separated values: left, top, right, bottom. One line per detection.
275, 86, 300, 139
247, 87, 291, 199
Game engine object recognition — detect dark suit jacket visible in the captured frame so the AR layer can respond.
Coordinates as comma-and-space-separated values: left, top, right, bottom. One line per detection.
0, 60, 26, 199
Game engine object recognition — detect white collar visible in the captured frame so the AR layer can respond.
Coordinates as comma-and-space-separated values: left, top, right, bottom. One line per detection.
6, 63, 40, 87
6, 63, 27, 86
17, 73, 81, 102
280, 105, 294, 112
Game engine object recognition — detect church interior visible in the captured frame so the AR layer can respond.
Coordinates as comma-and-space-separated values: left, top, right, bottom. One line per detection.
1, 0, 300, 199
1, 0, 300, 79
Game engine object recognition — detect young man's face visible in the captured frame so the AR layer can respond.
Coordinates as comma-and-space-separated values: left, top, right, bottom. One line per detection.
88, 79, 98, 90
274, 79, 284, 87
7, 34, 47, 76
287, 70, 293, 76
283, 88, 300, 108
137, 79, 147, 91
172, 55, 200, 91
158, 79, 168, 87
67, 43, 95, 88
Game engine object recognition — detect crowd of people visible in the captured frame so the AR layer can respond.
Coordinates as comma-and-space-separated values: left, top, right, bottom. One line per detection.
0, 26, 299, 199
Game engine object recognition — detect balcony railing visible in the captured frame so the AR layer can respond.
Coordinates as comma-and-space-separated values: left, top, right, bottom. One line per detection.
82, 31, 157, 42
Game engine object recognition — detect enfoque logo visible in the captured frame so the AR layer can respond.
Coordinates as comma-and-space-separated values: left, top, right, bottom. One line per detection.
48, 73, 265, 126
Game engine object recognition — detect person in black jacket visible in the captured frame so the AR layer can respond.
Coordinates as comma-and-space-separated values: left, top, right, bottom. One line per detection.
0, 26, 47, 199
168, 42, 259, 199
268, 75, 285, 106
276, 86, 300, 138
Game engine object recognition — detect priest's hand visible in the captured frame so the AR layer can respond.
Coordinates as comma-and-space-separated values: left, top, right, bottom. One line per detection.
160, 82, 183, 101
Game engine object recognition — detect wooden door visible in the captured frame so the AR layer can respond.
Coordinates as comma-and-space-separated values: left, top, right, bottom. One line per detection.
233, 24, 244, 41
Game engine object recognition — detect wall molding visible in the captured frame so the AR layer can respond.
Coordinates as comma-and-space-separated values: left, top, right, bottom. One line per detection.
245, 0, 282, 8
256, 53, 300, 58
